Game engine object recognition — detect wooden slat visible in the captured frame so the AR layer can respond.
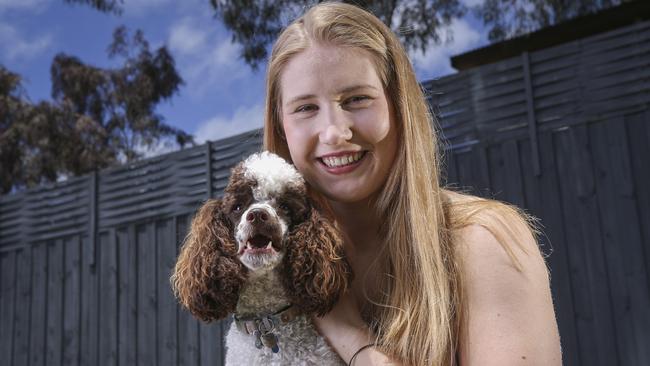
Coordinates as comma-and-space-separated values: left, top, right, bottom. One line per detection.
157, 218, 178, 366
118, 225, 138, 366
486, 139, 525, 207
625, 111, 650, 296
200, 321, 224, 366
453, 143, 492, 197
0, 251, 16, 366
13, 248, 31, 366
80, 234, 98, 366
522, 52, 541, 176
554, 125, 617, 365
137, 223, 157, 366
590, 118, 650, 365
503, 140, 525, 207
63, 236, 81, 366
47, 240, 64, 366
30, 243, 47, 366
98, 231, 118, 365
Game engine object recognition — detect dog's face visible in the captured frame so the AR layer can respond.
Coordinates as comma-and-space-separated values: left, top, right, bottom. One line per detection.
172, 151, 351, 320
222, 152, 310, 272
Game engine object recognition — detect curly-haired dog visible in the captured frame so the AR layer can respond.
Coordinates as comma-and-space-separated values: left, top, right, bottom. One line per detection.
171, 151, 351, 365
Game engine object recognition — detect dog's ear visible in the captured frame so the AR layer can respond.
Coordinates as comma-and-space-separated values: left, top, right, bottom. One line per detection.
171, 198, 247, 322
281, 206, 352, 316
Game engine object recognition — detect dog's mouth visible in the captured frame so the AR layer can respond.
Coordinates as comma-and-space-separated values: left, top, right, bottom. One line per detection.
238, 234, 279, 255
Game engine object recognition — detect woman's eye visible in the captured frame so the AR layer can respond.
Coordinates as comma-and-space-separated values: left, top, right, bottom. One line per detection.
295, 104, 317, 113
343, 95, 371, 107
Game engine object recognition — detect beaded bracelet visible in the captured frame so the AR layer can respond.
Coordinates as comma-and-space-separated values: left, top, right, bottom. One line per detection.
348, 343, 375, 366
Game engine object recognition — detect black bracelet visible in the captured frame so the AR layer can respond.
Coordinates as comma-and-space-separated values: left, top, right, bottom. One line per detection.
348, 343, 375, 366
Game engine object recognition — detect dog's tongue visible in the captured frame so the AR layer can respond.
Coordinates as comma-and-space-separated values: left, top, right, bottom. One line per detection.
249, 234, 271, 248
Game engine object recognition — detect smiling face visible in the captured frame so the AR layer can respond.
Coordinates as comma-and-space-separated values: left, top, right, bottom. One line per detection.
279, 44, 398, 204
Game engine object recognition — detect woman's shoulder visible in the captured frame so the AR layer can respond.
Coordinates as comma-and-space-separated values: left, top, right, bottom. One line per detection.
442, 188, 544, 272
445, 190, 562, 364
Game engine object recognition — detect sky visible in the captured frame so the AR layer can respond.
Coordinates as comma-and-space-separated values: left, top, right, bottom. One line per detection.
0, 0, 489, 157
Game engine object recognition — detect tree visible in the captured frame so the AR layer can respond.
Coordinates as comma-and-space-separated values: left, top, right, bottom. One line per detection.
475, 0, 626, 42
66, 0, 628, 69
63, 0, 123, 15
0, 27, 192, 194
211, 0, 466, 69
52, 26, 192, 162
66, 0, 629, 68
0, 68, 29, 193
210, 0, 631, 68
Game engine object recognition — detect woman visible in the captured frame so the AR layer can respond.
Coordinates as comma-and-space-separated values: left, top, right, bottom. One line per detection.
263, 3, 562, 365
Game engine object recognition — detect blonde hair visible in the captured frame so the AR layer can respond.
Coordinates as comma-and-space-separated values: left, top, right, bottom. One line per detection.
263, 3, 540, 365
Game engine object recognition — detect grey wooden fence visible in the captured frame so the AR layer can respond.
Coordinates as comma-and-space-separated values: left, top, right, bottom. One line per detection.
1, 4, 649, 366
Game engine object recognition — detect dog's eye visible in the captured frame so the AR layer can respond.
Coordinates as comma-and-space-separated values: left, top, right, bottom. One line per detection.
279, 203, 291, 214
232, 203, 242, 212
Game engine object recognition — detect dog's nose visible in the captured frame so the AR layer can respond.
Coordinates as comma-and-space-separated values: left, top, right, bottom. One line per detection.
246, 209, 269, 223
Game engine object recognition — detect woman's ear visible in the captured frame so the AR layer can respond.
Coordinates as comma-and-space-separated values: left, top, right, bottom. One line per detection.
170, 198, 247, 322
281, 206, 352, 316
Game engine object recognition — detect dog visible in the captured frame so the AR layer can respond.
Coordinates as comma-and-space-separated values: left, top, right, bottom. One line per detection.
171, 151, 351, 365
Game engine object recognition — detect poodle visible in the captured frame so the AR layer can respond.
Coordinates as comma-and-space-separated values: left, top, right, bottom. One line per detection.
171, 151, 351, 365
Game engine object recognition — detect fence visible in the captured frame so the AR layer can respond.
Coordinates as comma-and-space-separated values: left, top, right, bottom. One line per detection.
1, 4, 649, 366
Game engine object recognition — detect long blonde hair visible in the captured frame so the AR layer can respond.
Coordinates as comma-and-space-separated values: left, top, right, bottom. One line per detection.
263, 3, 540, 365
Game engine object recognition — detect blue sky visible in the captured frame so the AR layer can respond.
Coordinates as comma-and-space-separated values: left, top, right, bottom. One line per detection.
0, 0, 488, 157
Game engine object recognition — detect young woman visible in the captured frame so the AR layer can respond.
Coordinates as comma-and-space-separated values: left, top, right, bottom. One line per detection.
263, 3, 562, 365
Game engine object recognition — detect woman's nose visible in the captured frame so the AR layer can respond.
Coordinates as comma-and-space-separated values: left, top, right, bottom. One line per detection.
319, 109, 353, 145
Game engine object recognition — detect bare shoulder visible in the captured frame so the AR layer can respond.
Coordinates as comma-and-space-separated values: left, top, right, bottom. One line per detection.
454, 222, 562, 366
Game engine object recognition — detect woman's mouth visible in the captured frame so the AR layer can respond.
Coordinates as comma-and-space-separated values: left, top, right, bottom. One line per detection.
318, 151, 367, 174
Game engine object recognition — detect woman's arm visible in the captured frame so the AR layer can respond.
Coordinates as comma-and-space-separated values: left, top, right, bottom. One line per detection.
312, 292, 399, 365
456, 224, 562, 366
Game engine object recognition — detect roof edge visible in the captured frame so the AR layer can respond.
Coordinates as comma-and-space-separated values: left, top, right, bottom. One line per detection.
451, 1, 650, 71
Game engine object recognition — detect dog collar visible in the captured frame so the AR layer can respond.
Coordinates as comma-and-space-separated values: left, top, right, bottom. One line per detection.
233, 304, 301, 353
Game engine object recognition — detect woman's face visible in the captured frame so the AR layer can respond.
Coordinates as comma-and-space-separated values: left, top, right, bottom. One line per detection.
279, 44, 398, 204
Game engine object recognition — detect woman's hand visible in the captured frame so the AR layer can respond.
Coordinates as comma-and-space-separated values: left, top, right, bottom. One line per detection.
312, 290, 398, 365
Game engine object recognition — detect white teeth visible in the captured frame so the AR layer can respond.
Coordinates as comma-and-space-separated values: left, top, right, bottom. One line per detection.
322, 152, 364, 168
244, 240, 273, 251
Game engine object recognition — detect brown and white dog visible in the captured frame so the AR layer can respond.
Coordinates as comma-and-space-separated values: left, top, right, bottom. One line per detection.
171, 151, 351, 365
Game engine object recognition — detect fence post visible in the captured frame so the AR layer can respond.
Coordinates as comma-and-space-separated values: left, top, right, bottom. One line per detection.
89, 170, 98, 268
206, 142, 213, 199
522, 51, 542, 176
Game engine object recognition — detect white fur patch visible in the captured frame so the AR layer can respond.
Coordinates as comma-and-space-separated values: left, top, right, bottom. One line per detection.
243, 152, 304, 201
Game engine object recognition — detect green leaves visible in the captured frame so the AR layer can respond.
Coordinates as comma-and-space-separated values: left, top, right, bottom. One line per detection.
0, 27, 193, 195
209, 0, 623, 69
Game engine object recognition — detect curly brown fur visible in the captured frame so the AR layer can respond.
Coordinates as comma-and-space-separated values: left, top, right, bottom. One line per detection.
281, 206, 352, 316
171, 198, 248, 322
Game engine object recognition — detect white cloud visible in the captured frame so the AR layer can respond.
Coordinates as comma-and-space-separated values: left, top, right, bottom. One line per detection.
194, 103, 264, 143
0, 22, 52, 61
410, 18, 483, 77
169, 18, 207, 56
0, 0, 50, 13
167, 16, 248, 97
135, 138, 180, 159
460, 0, 484, 7
122, 0, 171, 16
